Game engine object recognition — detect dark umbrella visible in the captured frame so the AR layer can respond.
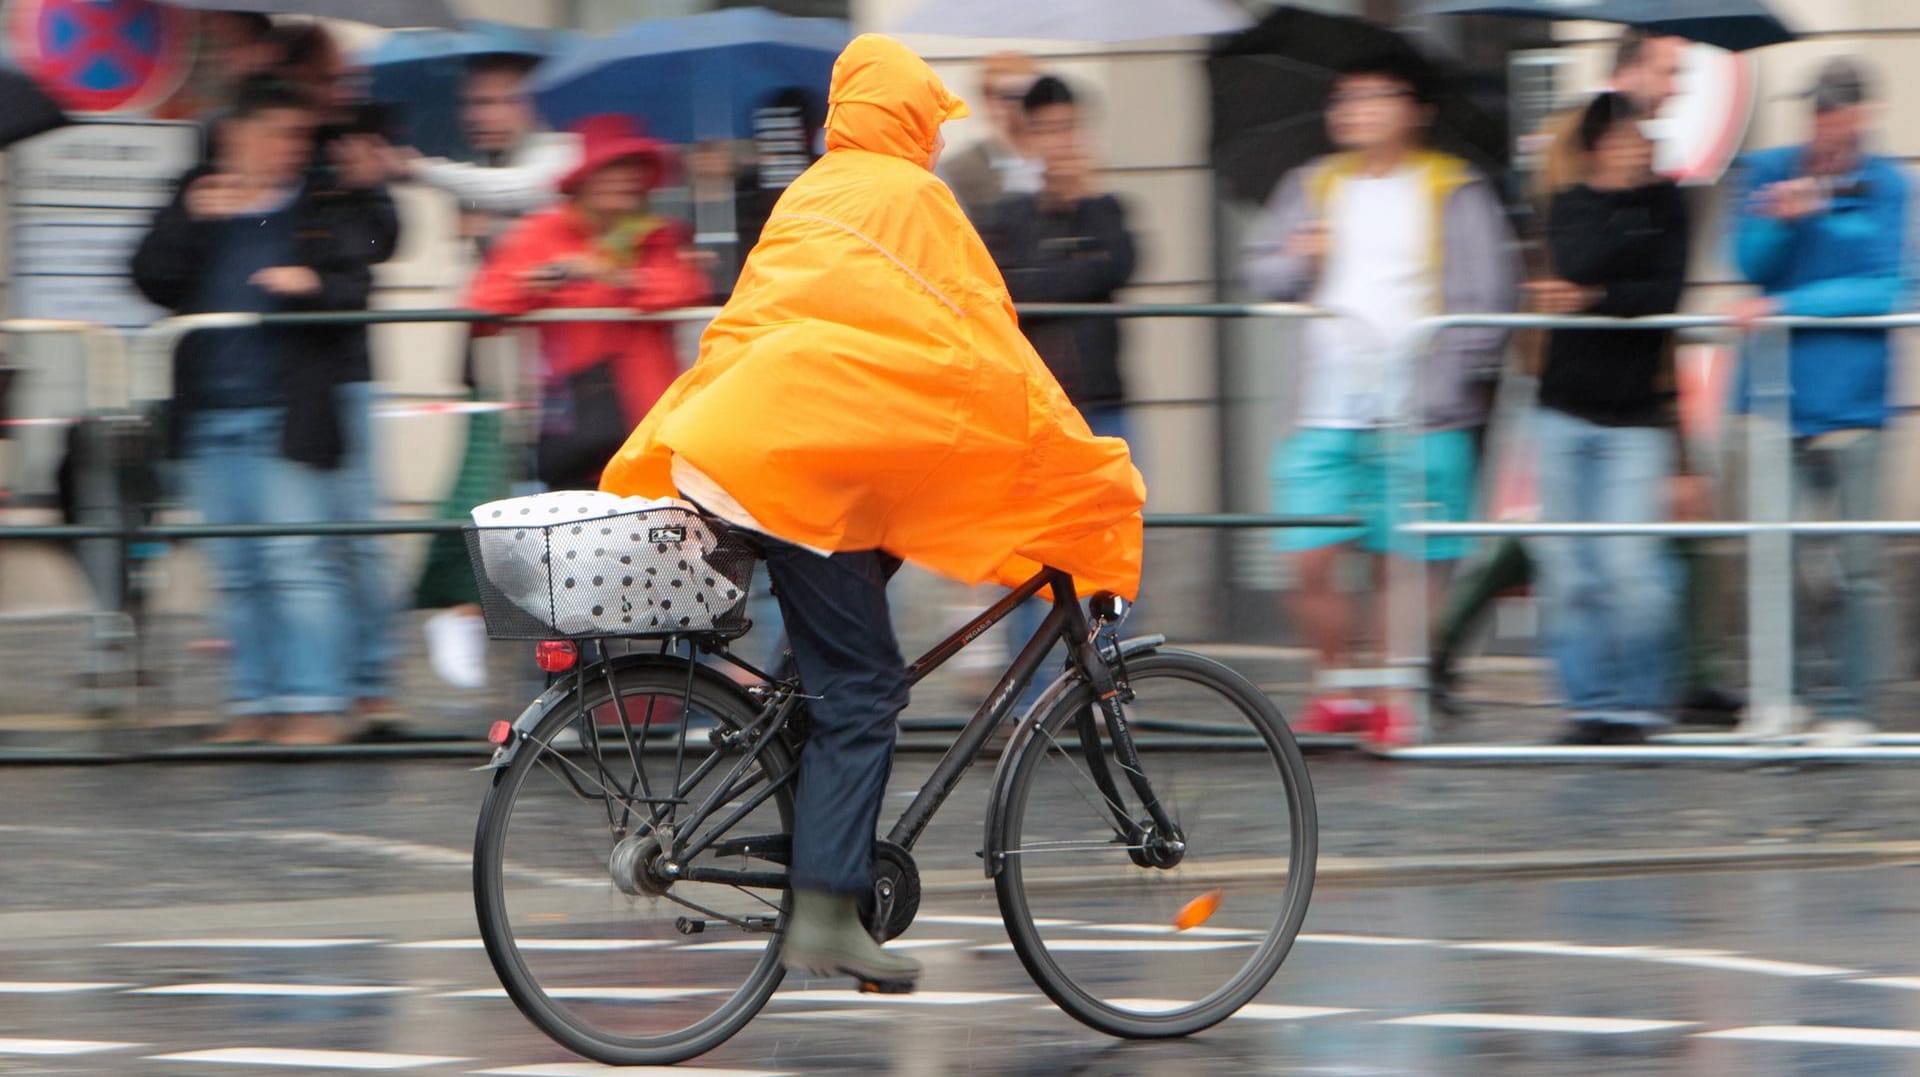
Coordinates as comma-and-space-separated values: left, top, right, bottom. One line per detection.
531, 7, 849, 144
1418, 0, 1795, 52
160, 0, 459, 29
1209, 6, 1507, 206
0, 69, 69, 149
894, 0, 1252, 41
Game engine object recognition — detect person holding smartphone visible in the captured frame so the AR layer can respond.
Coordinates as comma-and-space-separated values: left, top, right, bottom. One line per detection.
1726, 57, 1911, 743
133, 77, 396, 746
1526, 92, 1691, 745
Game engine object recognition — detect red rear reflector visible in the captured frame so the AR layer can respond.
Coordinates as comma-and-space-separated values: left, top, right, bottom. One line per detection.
535, 640, 579, 673
487, 720, 513, 745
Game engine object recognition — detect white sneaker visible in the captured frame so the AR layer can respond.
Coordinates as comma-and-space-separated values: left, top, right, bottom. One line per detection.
1811, 719, 1875, 748
425, 610, 489, 690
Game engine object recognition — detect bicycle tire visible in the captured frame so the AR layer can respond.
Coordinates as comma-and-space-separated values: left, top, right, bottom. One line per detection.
992, 648, 1318, 1038
474, 660, 795, 1066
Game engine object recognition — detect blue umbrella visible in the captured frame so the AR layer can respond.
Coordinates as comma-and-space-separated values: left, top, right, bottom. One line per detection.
1419, 0, 1795, 52
363, 21, 562, 158
531, 7, 850, 144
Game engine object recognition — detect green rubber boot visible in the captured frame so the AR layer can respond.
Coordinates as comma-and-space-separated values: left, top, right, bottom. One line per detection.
782, 889, 923, 992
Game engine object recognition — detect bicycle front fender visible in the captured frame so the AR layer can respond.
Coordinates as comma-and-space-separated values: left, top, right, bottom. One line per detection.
477, 652, 757, 773
978, 634, 1166, 878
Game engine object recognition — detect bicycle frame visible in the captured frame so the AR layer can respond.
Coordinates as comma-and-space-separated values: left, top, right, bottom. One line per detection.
497, 565, 1175, 894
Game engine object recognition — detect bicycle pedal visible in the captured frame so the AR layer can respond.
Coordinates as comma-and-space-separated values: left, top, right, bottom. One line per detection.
857, 977, 915, 995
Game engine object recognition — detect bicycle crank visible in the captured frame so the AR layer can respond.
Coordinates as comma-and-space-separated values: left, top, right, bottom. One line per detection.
860, 840, 921, 942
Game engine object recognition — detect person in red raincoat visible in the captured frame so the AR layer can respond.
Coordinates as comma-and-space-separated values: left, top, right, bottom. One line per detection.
467, 114, 709, 488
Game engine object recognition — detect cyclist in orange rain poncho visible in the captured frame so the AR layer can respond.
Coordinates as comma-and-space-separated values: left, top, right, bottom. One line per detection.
601, 34, 1145, 987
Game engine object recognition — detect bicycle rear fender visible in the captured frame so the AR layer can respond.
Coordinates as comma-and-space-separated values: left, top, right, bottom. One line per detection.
478, 652, 759, 772
978, 634, 1166, 877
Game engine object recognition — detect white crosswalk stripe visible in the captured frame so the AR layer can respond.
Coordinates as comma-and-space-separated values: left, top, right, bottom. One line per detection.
4, 922, 1919, 1069
0, 981, 130, 994
1385, 1013, 1697, 1035
1102, 999, 1358, 1021
112, 938, 381, 950
130, 983, 412, 998
0, 1037, 140, 1056
975, 939, 1257, 953
1853, 977, 1920, 990
392, 939, 669, 952
769, 989, 1033, 1006
440, 987, 727, 1002
1698, 1026, 1920, 1049
148, 1047, 469, 1069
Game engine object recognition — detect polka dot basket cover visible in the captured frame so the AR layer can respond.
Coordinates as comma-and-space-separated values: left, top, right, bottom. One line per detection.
465, 491, 757, 639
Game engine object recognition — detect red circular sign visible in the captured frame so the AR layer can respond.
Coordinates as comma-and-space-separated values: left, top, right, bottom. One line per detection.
8, 0, 195, 115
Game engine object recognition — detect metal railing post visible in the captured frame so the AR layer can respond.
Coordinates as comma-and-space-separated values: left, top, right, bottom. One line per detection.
1743, 325, 1798, 736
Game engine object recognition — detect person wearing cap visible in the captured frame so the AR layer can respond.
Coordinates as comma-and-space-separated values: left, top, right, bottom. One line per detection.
1726, 57, 1910, 741
600, 35, 1144, 988
467, 114, 709, 491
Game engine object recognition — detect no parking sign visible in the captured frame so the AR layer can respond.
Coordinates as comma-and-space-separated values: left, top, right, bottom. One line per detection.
7, 0, 195, 115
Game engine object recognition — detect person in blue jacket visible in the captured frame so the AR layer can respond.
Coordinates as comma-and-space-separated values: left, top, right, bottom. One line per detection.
1727, 57, 1911, 738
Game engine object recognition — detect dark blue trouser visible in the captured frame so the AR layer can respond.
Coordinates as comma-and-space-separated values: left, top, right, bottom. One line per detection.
762, 540, 909, 896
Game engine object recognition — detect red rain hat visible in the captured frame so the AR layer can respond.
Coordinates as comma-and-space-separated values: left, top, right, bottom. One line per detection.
559, 113, 676, 196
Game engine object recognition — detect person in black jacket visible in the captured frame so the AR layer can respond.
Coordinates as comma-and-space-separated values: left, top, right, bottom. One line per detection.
984, 75, 1138, 441
132, 78, 396, 747
1524, 92, 1690, 745
983, 75, 1139, 699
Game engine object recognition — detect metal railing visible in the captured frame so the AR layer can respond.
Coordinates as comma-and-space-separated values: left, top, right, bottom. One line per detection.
1388, 311, 1914, 748
0, 303, 1911, 753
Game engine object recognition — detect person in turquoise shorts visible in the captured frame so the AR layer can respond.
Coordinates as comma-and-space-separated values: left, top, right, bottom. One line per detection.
1242, 50, 1518, 745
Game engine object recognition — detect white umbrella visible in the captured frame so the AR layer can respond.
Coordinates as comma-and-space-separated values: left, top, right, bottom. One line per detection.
893, 0, 1253, 42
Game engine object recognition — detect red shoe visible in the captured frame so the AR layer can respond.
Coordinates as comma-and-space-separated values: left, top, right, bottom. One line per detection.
1363, 703, 1421, 749
1292, 696, 1372, 736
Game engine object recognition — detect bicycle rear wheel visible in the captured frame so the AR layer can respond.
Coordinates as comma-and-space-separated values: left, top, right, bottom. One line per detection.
474, 660, 795, 1066
992, 649, 1317, 1038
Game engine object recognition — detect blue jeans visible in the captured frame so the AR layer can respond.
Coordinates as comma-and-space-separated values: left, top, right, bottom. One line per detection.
1529, 408, 1678, 723
763, 541, 909, 896
183, 407, 350, 716
329, 382, 394, 702
1793, 432, 1886, 721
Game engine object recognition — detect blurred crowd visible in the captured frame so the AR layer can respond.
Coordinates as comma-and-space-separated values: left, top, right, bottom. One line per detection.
121, 19, 1139, 745
108, 16, 1907, 749
1242, 34, 1903, 748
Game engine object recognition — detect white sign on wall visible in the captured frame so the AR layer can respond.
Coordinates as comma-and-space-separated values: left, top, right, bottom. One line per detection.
8, 120, 200, 328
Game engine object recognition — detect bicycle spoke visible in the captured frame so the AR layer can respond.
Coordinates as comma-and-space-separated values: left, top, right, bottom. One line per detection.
479, 661, 797, 1064
1005, 841, 1148, 856
1034, 714, 1135, 837
993, 652, 1317, 1039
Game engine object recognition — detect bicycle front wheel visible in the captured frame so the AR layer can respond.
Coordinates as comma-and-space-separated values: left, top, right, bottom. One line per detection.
993, 648, 1317, 1038
474, 660, 795, 1066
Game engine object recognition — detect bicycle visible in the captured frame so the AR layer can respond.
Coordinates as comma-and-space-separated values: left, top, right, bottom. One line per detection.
468, 509, 1318, 1066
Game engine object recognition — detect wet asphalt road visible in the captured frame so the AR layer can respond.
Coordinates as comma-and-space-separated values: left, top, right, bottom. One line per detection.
1, 758, 1919, 1076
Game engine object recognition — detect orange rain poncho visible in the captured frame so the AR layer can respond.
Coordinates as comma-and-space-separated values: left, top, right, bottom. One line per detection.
601, 35, 1147, 598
